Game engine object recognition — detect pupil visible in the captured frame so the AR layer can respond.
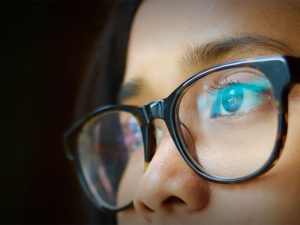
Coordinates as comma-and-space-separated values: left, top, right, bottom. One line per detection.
222, 85, 244, 112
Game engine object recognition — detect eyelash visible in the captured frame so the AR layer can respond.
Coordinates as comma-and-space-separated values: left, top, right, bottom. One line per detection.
207, 75, 240, 95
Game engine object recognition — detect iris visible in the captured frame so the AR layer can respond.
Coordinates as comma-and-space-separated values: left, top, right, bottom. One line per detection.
221, 85, 244, 113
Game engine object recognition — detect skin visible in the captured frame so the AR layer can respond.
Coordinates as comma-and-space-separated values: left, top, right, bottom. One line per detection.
117, 0, 300, 224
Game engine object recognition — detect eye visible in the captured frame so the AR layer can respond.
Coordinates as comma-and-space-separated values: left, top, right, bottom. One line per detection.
209, 79, 272, 118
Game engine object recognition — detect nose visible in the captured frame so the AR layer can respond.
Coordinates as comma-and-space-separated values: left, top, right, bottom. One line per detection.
133, 131, 210, 222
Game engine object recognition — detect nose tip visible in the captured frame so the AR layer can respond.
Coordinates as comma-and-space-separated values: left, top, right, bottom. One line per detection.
132, 135, 210, 221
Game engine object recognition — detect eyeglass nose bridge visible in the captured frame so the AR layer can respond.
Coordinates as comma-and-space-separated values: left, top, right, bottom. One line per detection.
144, 99, 165, 120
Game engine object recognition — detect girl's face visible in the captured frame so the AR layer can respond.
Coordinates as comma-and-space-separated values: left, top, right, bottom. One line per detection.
118, 0, 300, 224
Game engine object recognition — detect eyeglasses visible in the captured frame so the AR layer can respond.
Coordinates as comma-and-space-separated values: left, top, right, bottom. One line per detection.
64, 55, 300, 212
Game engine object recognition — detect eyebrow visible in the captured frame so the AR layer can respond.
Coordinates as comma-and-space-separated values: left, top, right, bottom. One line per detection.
182, 34, 290, 67
117, 78, 143, 103
118, 34, 290, 103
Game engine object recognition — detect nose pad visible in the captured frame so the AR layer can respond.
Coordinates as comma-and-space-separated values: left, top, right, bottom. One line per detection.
179, 122, 200, 162
144, 120, 199, 168
153, 119, 167, 145
142, 121, 156, 170
143, 120, 168, 170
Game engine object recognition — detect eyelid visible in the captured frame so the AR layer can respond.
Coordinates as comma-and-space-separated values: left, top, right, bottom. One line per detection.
206, 68, 267, 93
216, 67, 265, 84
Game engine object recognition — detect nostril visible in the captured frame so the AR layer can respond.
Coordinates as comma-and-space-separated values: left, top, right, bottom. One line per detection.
139, 201, 154, 213
163, 196, 186, 205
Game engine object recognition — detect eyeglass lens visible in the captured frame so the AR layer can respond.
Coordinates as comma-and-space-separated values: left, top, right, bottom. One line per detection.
78, 111, 144, 209
178, 67, 278, 179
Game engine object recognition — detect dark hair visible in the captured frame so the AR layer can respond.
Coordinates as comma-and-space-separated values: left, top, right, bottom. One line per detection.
74, 1, 141, 224
75, 0, 141, 119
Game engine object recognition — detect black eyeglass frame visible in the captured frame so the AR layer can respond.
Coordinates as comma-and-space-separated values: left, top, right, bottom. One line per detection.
64, 55, 300, 212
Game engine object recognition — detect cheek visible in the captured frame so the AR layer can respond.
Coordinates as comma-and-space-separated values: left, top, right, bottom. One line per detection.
289, 84, 300, 104
204, 116, 300, 223
281, 84, 300, 173
192, 89, 300, 223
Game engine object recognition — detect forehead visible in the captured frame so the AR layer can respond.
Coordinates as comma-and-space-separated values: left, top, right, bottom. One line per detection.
123, 0, 300, 101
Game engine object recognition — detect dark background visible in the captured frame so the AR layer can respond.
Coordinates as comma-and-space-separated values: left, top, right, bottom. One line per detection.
0, 1, 114, 224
